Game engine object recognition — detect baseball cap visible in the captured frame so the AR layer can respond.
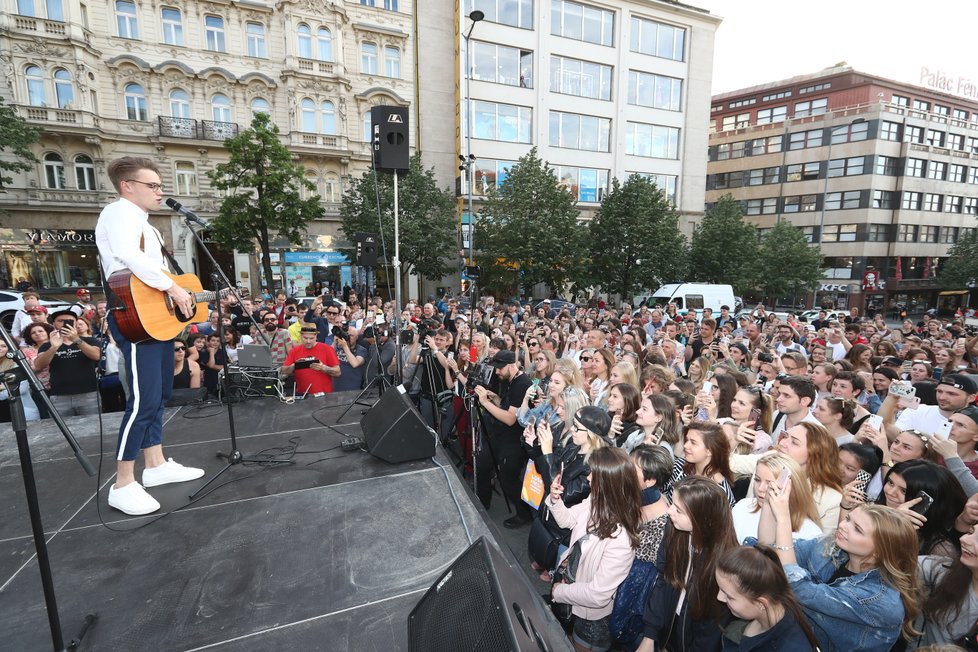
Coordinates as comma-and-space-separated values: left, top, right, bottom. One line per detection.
940, 373, 978, 395
26, 305, 48, 314
75, 289, 91, 296
574, 406, 612, 440
486, 350, 516, 368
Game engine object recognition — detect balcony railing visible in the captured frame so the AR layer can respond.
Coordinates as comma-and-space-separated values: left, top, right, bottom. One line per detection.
289, 132, 349, 150
21, 106, 99, 128
11, 16, 66, 35
297, 58, 336, 75
157, 116, 239, 141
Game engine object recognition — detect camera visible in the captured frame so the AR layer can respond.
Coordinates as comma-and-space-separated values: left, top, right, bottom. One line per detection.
62, 319, 75, 328
399, 328, 416, 346
466, 362, 495, 391
757, 352, 773, 363
331, 323, 348, 340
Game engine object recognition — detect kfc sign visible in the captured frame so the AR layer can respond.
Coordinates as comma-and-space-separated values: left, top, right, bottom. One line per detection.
862, 271, 879, 291
819, 284, 851, 293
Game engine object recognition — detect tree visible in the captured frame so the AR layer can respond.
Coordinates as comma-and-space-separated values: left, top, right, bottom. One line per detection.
939, 221, 978, 288
207, 112, 323, 289
585, 174, 687, 301
476, 148, 584, 296
0, 96, 41, 190
753, 221, 823, 303
339, 153, 457, 288
688, 194, 758, 295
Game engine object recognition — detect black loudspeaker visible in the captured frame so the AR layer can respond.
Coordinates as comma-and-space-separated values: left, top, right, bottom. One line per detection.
408, 536, 568, 651
361, 384, 434, 464
355, 232, 379, 267
371, 105, 410, 172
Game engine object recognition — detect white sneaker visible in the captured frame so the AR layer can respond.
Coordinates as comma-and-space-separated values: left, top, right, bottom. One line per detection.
108, 482, 160, 516
142, 458, 205, 488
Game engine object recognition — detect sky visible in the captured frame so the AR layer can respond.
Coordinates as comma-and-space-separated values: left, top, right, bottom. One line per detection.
697, 0, 978, 96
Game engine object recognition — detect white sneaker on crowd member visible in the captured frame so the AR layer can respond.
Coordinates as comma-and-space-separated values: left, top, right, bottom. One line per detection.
142, 458, 205, 488
108, 482, 161, 516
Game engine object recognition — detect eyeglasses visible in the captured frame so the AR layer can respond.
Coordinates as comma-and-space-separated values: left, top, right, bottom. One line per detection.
263, 319, 277, 324
528, 341, 539, 346
174, 346, 186, 351
126, 179, 164, 192
326, 310, 339, 315
580, 356, 592, 362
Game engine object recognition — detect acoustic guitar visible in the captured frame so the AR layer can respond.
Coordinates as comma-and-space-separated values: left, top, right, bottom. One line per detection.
107, 270, 223, 342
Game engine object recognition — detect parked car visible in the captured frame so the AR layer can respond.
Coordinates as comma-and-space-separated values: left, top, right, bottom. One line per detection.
798, 309, 848, 323
0, 290, 72, 331
533, 299, 577, 317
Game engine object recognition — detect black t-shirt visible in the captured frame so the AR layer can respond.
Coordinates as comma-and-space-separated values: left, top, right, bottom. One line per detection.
486, 372, 532, 445
689, 337, 723, 363
38, 337, 99, 395
812, 319, 830, 331
420, 350, 449, 396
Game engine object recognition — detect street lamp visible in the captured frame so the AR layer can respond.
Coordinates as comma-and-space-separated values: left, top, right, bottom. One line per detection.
462, 9, 483, 274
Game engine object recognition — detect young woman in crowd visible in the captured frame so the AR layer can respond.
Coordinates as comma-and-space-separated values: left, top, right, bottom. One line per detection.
715, 546, 820, 651
223, 327, 242, 364
720, 387, 773, 456
172, 339, 201, 389
626, 393, 681, 457
813, 396, 857, 445
610, 361, 640, 392
675, 421, 736, 506
548, 446, 642, 652
731, 452, 822, 544
917, 525, 978, 647
610, 445, 674, 651
844, 344, 874, 374
530, 349, 557, 385
687, 356, 709, 386
636, 476, 738, 652
837, 441, 884, 488
872, 366, 897, 401
760, 484, 920, 652
21, 322, 53, 391
775, 423, 844, 534
0, 339, 39, 422
590, 349, 615, 407
607, 383, 641, 449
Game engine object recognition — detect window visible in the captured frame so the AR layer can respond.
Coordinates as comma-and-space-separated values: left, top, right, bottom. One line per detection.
934, 104, 950, 117
44, 153, 65, 189
361, 42, 378, 74
384, 46, 400, 77
211, 93, 231, 122
362, 110, 372, 142
175, 161, 197, 195
323, 176, 339, 203
970, 167, 978, 185
926, 129, 945, 148
825, 192, 861, 211
74, 155, 95, 190
868, 224, 888, 241
17, 0, 35, 16
317, 28, 332, 61
920, 226, 938, 242
116, 0, 139, 39
794, 98, 827, 118
473, 42, 533, 87
906, 158, 925, 178
469, 0, 533, 29
554, 166, 608, 202
872, 191, 897, 209
827, 157, 864, 177
721, 114, 750, 131
472, 158, 516, 195
763, 90, 791, 101
786, 162, 820, 182
756, 106, 786, 124
301, 98, 316, 132
954, 108, 969, 121
712, 171, 744, 190
630, 16, 685, 61
161, 7, 183, 46
361, 0, 399, 9
880, 121, 900, 141
714, 141, 747, 161
627, 71, 681, 111
745, 198, 777, 215
48, 68, 73, 109
625, 122, 680, 159
799, 82, 831, 94
923, 193, 942, 211
876, 156, 899, 176
913, 99, 930, 112
830, 121, 869, 144
948, 133, 964, 151
902, 191, 922, 210
204, 15, 225, 52
941, 227, 959, 243
729, 99, 756, 109
945, 196, 962, 213
550, 55, 611, 100
551, 0, 614, 47
905, 125, 924, 143
124, 83, 147, 120
169, 88, 191, 118
949, 164, 966, 183
927, 161, 947, 181
898, 224, 918, 241
783, 195, 817, 213
549, 111, 610, 151
821, 224, 857, 242
246, 23, 267, 58
473, 100, 532, 143
320, 101, 335, 134
251, 98, 270, 117
297, 24, 312, 58
892, 94, 909, 107
748, 135, 782, 155
966, 198, 978, 215
746, 166, 780, 186
788, 128, 822, 150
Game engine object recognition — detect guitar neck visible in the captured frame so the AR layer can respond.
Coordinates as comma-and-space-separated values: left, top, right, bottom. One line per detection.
191, 287, 231, 304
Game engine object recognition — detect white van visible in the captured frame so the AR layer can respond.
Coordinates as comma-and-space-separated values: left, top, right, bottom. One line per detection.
635, 283, 736, 316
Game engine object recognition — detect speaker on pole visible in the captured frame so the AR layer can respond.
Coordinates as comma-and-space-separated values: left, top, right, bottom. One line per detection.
355, 232, 379, 267
371, 105, 410, 173
360, 385, 434, 464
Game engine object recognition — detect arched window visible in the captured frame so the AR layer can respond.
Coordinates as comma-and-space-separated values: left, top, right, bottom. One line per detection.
323, 174, 339, 203
25, 65, 46, 106
169, 88, 190, 118
317, 27, 333, 61
124, 83, 147, 121
53, 69, 74, 108
74, 154, 95, 190
251, 97, 270, 117
44, 153, 65, 189
301, 99, 316, 132
320, 101, 335, 134
304, 172, 319, 199
211, 93, 231, 122
297, 23, 312, 58
362, 110, 373, 142
384, 46, 400, 78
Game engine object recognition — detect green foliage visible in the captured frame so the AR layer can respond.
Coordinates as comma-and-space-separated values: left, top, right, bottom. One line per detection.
0, 96, 41, 190
688, 194, 758, 295
476, 148, 584, 296
339, 153, 457, 284
753, 220, 823, 302
207, 113, 323, 288
586, 174, 687, 301
939, 220, 978, 288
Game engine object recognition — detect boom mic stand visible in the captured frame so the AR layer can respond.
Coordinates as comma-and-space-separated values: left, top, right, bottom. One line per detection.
0, 324, 97, 651
335, 318, 392, 423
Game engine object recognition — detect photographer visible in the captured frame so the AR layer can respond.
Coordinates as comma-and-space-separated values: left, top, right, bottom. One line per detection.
393, 322, 423, 399
33, 309, 101, 416
333, 324, 368, 392
473, 349, 534, 528
362, 326, 396, 386
304, 297, 343, 345
409, 326, 452, 429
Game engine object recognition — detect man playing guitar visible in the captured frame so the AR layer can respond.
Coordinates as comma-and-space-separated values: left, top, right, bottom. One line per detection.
95, 157, 204, 515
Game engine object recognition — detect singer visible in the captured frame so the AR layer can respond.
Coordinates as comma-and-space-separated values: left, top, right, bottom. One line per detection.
94, 157, 204, 516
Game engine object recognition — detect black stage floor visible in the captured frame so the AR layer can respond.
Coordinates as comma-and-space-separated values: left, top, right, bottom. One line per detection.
0, 392, 569, 651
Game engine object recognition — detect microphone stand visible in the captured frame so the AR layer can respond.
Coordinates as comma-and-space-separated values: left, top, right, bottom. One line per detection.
0, 324, 98, 651
180, 218, 293, 501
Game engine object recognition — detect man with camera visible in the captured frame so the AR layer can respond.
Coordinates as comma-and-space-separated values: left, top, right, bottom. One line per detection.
472, 349, 533, 528
304, 297, 343, 345
34, 309, 101, 415
281, 326, 341, 395
409, 326, 452, 429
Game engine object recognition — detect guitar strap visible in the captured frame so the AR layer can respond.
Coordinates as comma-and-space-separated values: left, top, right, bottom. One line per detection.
100, 226, 184, 314
153, 229, 185, 276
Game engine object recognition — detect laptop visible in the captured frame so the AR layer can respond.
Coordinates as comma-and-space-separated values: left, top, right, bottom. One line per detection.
237, 344, 275, 369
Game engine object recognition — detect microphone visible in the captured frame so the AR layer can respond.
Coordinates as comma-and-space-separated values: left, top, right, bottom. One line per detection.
165, 198, 207, 227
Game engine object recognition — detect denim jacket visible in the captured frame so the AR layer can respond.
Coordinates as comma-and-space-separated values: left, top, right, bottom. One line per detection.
785, 536, 904, 652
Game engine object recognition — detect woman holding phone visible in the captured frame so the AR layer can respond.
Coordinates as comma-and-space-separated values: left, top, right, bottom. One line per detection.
731, 452, 822, 544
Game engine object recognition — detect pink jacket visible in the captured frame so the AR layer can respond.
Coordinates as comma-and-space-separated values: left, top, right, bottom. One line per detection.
548, 495, 635, 621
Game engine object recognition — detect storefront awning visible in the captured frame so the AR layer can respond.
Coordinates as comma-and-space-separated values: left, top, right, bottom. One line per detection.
939, 290, 969, 296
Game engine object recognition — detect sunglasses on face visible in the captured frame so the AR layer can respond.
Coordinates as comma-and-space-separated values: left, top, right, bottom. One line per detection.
174, 346, 186, 351
580, 356, 592, 362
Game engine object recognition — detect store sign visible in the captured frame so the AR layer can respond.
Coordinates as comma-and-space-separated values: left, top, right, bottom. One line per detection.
862, 270, 880, 291
283, 251, 349, 265
920, 66, 978, 100
819, 283, 851, 293
27, 229, 96, 245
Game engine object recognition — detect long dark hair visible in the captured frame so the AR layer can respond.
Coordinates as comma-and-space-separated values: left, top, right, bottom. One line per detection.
665, 477, 738, 620
713, 373, 738, 420
683, 421, 733, 484
923, 555, 973, 626
587, 447, 642, 547
875, 460, 966, 555
717, 546, 819, 650
612, 382, 641, 422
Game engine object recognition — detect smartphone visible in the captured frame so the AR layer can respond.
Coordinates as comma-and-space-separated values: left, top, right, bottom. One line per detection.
867, 414, 884, 431
702, 380, 714, 393
447, 352, 455, 361
854, 469, 872, 493
749, 407, 763, 430
910, 490, 935, 515
890, 382, 916, 399
936, 420, 953, 440
776, 467, 791, 490
528, 416, 536, 429
469, 345, 478, 362
62, 319, 75, 328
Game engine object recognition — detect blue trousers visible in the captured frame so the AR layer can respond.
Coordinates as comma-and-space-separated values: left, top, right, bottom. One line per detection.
109, 315, 174, 461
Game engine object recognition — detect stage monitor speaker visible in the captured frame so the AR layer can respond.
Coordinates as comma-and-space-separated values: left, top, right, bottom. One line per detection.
355, 232, 379, 267
408, 536, 567, 652
361, 384, 434, 464
371, 105, 410, 173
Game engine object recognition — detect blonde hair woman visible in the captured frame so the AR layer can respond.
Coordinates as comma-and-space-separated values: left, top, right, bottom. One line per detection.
731, 452, 822, 543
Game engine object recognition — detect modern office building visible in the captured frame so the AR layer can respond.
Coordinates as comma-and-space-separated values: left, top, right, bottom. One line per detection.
0, 0, 413, 296
707, 65, 978, 315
